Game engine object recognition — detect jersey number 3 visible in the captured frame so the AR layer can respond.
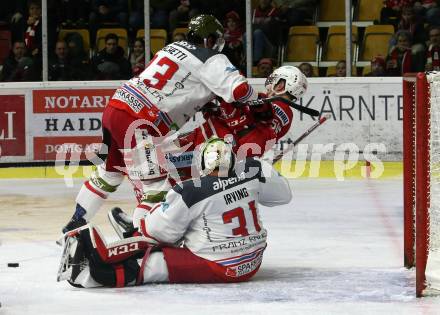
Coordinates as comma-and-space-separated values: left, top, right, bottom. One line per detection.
222, 200, 261, 236
143, 56, 179, 90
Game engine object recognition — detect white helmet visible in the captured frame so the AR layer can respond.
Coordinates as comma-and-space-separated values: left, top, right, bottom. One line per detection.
264, 66, 308, 100
198, 137, 235, 176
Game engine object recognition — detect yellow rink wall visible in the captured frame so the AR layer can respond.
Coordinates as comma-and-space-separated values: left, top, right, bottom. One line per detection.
274, 160, 402, 179
0, 161, 403, 180
0, 165, 96, 179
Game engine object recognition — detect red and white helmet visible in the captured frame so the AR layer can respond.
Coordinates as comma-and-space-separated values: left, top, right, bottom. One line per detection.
264, 66, 308, 100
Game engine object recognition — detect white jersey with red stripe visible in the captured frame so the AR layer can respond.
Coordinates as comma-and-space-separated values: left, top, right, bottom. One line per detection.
111, 41, 258, 128
140, 158, 292, 265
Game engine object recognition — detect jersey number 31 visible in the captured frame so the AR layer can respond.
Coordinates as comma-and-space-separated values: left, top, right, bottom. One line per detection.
222, 200, 261, 237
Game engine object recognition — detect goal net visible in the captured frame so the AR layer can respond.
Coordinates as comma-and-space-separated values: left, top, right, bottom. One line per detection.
403, 72, 440, 297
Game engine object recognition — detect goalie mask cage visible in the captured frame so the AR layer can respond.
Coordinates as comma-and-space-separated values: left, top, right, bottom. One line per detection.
403, 72, 440, 297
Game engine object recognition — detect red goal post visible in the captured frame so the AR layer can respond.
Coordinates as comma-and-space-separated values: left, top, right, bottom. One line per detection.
403, 72, 440, 297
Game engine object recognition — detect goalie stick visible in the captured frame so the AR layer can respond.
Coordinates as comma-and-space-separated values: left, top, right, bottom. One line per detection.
271, 114, 330, 164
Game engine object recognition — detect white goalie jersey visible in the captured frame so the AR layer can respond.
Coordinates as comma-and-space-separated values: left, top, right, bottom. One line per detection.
140, 158, 292, 264
112, 41, 258, 128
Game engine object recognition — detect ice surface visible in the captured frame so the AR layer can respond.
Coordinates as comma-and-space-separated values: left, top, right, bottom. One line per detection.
1, 178, 440, 314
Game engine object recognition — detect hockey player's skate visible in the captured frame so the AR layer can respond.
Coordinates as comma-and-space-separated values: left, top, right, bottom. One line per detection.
62, 204, 88, 233
57, 230, 88, 287
62, 217, 86, 234
108, 207, 136, 239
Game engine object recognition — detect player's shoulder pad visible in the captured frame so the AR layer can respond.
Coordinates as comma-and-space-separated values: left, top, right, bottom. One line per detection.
172, 161, 263, 207
272, 101, 293, 127
172, 179, 191, 195
173, 41, 220, 63
234, 157, 264, 183
171, 178, 206, 208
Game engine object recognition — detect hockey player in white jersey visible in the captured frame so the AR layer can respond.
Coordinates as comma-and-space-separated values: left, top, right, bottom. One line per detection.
108, 65, 308, 239
61, 14, 259, 233
57, 137, 292, 287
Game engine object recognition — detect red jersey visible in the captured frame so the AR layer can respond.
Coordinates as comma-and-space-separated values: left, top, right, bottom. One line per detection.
162, 97, 293, 183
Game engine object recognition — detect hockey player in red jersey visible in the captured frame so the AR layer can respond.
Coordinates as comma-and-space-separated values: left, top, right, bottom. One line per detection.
57, 137, 292, 287
179, 65, 308, 160
61, 14, 259, 233
108, 65, 308, 237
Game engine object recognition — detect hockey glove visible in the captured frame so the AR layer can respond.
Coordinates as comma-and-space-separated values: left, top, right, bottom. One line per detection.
200, 102, 220, 118
252, 101, 273, 122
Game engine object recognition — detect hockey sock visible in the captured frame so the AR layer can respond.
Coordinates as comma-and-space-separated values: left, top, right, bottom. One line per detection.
73, 204, 87, 220
75, 167, 123, 221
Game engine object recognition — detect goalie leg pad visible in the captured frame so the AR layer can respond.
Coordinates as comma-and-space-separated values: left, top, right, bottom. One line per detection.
85, 225, 154, 264
57, 226, 101, 288
60, 225, 158, 288
79, 225, 141, 287
88, 257, 140, 288
140, 251, 169, 284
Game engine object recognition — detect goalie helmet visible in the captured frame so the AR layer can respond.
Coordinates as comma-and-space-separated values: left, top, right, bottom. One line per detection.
187, 14, 225, 52
198, 137, 235, 175
264, 66, 308, 100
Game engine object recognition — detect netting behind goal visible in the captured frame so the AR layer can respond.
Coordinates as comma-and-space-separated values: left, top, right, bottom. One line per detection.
403, 72, 440, 297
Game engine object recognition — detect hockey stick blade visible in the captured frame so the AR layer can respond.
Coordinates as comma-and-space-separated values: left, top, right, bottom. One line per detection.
246, 96, 320, 117
272, 114, 331, 163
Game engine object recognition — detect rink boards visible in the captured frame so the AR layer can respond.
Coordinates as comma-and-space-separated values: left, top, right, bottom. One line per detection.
0, 77, 404, 180
0, 160, 403, 180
